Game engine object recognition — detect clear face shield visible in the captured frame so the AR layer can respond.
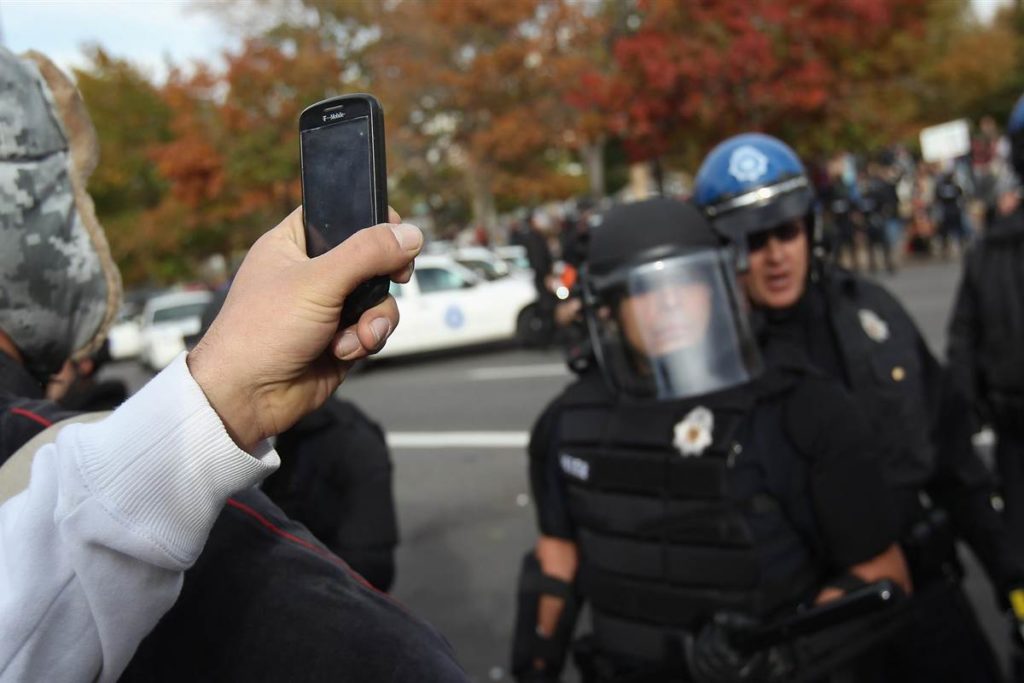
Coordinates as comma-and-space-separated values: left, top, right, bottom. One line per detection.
585, 249, 763, 401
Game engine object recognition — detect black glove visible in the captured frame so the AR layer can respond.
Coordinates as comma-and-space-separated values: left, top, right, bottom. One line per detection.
688, 612, 771, 683
515, 669, 559, 683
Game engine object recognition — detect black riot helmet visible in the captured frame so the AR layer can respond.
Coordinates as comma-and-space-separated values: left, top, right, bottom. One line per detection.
582, 198, 763, 401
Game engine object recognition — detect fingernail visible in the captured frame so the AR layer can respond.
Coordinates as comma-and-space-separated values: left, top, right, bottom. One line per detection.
369, 317, 392, 346
391, 223, 423, 251
334, 331, 361, 358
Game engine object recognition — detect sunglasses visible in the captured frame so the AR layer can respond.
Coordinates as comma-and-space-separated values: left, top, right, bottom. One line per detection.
747, 222, 803, 253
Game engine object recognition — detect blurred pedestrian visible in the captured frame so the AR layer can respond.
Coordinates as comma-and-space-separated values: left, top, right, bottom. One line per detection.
521, 209, 557, 347
907, 172, 935, 257
948, 95, 1024, 671
935, 170, 967, 258
822, 161, 859, 270
858, 166, 896, 274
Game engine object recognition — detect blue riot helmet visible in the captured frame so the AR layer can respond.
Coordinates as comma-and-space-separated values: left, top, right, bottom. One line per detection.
693, 133, 816, 268
1008, 93, 1024, 180
583, 198, 762, 401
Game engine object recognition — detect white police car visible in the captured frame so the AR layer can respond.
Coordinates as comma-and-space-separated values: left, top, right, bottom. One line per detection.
373, 255, 538, 359
138, 290, 213, 370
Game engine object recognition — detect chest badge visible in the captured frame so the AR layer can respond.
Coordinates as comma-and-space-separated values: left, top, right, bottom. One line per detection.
858, 308, 889, 343
674, 406, 714, 457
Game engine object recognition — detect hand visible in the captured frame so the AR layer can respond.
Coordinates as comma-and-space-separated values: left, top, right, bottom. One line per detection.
187, 206, 420, 451
689, 613, 770, 683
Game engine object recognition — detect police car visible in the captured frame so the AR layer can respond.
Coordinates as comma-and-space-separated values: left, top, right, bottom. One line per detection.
138, 290, 213, 369
374, 255, 538, 359
452, 246, 513, 281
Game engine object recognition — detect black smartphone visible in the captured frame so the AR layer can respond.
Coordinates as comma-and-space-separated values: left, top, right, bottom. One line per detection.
299, 93, 390, 329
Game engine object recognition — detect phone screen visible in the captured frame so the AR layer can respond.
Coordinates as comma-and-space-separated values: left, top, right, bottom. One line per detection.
301, 115, 373, 257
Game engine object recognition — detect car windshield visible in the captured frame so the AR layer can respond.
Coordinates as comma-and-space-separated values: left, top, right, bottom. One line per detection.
457, 259, 503, 281
416, 267, 475, 293
152, 302, 208, 324
501, 255, 530, 270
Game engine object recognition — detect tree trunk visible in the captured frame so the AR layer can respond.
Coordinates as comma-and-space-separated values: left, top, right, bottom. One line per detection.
582, 136, 606, 198
466, 160, 498, 235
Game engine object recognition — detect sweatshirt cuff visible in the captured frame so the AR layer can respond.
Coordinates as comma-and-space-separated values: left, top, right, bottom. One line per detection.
67, 352, 279, 565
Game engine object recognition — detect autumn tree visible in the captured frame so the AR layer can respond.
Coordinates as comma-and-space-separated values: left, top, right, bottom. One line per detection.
367, 0, 593, 231
916, 3, 1024, 126
580, 0, 931, 168
73, 48, 174, 283
145, 32, 352, 276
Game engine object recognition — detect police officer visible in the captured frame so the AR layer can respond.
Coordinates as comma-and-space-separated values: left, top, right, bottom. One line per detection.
948, 95, 1024, 665
694, 132, 1021, 682
934, 170, 967, 258
821, 165, 859, 270
858, 166, 896, 274
511, 198, 909, 682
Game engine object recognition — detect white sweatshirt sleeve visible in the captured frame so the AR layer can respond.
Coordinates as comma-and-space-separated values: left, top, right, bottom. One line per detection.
0, 353, 280, 682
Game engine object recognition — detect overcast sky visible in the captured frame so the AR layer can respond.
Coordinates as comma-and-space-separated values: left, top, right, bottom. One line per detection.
0, 0, 1015, 81
1, 1, 237, 80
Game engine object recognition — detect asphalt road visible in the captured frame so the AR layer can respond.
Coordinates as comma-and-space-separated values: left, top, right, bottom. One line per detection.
103, 257, 1012, 681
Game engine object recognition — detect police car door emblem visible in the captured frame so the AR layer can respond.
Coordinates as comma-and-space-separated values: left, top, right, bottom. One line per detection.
444, 305, 465, 329
728, 146, 769, 183
674, 406, 714, 457
858, 309, 889, 343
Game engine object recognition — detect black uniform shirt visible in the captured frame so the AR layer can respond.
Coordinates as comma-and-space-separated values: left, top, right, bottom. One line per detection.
764, 265, 1024, 590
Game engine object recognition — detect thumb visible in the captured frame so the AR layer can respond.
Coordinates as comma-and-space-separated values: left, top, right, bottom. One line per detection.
308, 222, 423, 307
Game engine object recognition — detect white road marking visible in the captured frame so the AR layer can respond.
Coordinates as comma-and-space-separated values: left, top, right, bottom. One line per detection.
467, 363, 569, 381
387, 431, 530, 449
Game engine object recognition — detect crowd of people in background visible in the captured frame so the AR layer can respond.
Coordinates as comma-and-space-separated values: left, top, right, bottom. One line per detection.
453, 114, 1017, 286
811, 114, 1015, 274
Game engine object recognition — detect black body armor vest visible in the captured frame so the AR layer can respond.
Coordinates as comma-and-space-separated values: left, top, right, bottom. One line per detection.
552, 371, 822, 662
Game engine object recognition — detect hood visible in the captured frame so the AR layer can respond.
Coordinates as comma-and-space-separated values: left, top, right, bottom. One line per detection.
0, 48, 122, 381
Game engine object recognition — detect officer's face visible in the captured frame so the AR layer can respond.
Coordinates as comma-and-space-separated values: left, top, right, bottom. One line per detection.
617, 281, 712, 356
741, 219, 808, 309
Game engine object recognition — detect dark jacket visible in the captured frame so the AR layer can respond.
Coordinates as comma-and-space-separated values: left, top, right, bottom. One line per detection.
0, 353, 468, 682
0, 353, 78, 464
948, 206, 1024, 429
522, 228, 553, 296
766, 265, 1024, 592
264, 397, 399, 591
120, 489, 465, 682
